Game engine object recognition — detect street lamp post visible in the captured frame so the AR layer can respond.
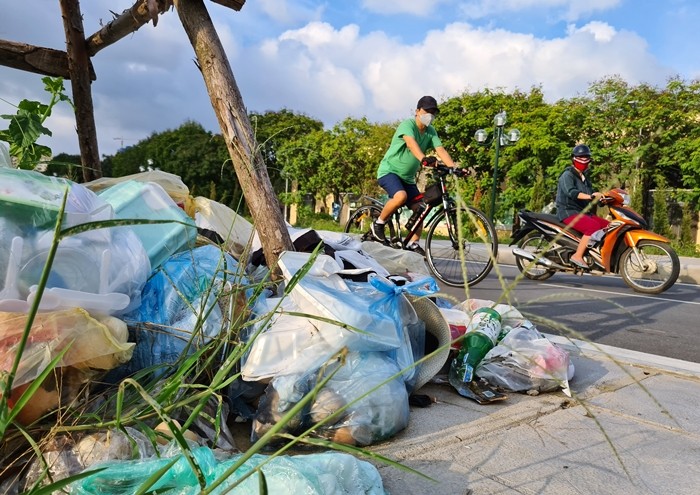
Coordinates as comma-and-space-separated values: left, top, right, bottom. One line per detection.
474, 111, 521, 222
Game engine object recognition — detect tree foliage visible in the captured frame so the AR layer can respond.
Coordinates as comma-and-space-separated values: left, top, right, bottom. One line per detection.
107, 121, 240, 208
64, 76, 698, 231
249, 109, 324, 194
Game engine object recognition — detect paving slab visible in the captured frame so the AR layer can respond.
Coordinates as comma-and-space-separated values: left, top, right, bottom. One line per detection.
370, 349, 700, 495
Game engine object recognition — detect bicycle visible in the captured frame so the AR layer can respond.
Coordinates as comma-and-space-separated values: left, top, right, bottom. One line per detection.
344, 164, 498, 287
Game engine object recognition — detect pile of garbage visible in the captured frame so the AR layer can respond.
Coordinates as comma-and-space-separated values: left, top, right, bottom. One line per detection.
0, 166, 574, 494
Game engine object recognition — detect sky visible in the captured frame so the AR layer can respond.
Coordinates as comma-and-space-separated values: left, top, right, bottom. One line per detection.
1, 0, 699, 157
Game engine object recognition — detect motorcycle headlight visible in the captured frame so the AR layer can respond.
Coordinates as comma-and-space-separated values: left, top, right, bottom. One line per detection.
621, 193, 631, 206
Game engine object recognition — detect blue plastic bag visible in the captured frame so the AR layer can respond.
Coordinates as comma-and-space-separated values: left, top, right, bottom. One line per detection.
107, 245, 247, 380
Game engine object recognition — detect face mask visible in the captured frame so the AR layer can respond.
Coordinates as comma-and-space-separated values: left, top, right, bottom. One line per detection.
573, 156, 590, 172
419, 113, 434, 126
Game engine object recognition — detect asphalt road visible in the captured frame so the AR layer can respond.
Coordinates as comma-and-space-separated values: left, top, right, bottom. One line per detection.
437, 262, 700, 364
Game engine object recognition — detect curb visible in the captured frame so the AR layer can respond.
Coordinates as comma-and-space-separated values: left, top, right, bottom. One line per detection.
545, 333, 700, 378
497, 244, 700, 285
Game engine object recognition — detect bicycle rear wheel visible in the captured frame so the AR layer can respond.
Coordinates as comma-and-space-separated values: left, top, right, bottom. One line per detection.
344, 205, 397, 242
425, 206, 498, 287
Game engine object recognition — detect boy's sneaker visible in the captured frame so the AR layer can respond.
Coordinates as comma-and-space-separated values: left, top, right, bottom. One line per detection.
371, 221, 387, 242
408, 243, 425, 256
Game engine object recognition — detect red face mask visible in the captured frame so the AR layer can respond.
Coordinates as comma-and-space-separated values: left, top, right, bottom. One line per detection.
573, 156, 591, 172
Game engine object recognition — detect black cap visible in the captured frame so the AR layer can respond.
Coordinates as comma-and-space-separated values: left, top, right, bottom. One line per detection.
417, 95, 439, 114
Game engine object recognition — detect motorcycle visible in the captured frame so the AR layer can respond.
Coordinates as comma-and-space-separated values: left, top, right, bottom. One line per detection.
510, 188, 680, 294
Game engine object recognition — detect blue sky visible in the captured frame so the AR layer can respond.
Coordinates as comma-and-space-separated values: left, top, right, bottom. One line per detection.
1, 0, 698, 157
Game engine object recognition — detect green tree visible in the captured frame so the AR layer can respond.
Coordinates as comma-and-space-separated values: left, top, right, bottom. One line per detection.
652, 176, 672, 237
316, 117, 394, 201
680, 201, 695, 247
438, 87, 562, 220
44, 153, 81, 181
105, 121, 241, 210
249, 109, 324, 194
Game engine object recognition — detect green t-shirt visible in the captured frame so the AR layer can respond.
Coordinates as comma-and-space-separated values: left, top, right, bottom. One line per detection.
377, 118, 442, 184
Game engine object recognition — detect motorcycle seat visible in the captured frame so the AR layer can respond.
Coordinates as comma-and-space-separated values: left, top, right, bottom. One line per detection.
519, 210, 585, 236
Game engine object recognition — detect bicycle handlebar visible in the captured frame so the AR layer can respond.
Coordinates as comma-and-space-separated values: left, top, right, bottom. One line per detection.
432, 163, 472, 178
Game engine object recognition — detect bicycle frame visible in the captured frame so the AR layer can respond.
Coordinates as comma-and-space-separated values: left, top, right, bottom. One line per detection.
362, 168, 461, 250
344, 163, 497, 287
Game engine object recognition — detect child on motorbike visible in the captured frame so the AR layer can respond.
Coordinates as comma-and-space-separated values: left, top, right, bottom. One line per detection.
372, 95, 457, 255
555, 144, 609, 269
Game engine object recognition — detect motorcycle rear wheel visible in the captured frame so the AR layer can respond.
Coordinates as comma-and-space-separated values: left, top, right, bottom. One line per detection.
619, 240, 680, 294
515, 232, 556, 281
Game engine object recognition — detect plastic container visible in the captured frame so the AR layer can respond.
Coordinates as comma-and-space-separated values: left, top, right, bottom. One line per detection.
0, 167, 113, 229
98, 180, 197, 270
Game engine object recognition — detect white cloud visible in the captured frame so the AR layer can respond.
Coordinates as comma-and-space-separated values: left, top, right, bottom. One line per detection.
228, 19, 667, 130
361, 0, 449, 16
0, 0, 681, 158
257, 0, 323, 24
460, 0, 623, 22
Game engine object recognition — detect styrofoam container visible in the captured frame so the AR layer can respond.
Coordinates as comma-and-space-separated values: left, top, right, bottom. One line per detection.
98, 180, 197, 270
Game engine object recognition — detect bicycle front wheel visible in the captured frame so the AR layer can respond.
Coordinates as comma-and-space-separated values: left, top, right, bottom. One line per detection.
344, 205, 397, 242
425, 206, 498, 287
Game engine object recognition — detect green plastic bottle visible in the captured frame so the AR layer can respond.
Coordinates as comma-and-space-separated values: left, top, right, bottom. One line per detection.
449, 307, 502, 386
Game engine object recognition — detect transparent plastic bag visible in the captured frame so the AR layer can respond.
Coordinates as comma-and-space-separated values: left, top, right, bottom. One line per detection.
192, 196, 254, 260
241, 294, 340, 381
477, 324, 573, 395
0, 309, 133, 389
84, 170, 191, 209
0, 309, 134, 424
252, 352, 409, 447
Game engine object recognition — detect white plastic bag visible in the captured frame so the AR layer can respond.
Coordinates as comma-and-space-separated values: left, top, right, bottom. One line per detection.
192, 196, 254, 259
241, 295, 340, 381
278, 252, 402, 351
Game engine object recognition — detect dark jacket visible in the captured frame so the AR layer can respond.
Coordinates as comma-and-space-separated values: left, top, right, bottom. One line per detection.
555, 166, 595, 221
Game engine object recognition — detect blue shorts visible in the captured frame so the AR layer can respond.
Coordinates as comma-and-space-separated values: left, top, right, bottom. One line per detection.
378, 173, 421, 204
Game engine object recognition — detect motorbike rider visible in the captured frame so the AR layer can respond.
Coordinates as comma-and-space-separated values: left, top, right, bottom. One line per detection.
555, 144, 609, 269
371, 95, 457, 255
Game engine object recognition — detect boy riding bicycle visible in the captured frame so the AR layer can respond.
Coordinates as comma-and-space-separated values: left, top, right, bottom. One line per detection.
372, 95, 458, 255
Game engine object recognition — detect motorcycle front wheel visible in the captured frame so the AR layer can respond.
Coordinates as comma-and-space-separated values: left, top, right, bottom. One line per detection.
515, 232, 556, 281
619, 240, 680, 294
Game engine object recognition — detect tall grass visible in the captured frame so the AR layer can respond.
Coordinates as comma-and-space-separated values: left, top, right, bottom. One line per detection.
0, 196, 436, 493
1, 178, 688, 494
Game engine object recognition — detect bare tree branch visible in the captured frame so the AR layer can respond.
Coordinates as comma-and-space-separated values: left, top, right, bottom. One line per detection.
0, 39, 95, 80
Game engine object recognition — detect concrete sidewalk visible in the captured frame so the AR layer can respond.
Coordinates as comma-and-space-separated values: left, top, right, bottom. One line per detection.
496, 244, 700, 285
371, 338, 700, 494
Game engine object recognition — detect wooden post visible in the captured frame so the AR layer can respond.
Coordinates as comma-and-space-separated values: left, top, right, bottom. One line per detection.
173, 0, 293, 275
59, 0, 102, 182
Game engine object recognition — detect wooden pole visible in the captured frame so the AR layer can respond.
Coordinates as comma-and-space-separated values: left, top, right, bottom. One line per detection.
173, 0, 293, 275
59, 0, 102, 181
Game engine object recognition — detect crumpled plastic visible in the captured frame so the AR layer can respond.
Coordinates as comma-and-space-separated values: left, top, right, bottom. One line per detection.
69, 447, 386, 495
191, 196, 254, 259
0, 168, 151, 314
0, 309, 134, 389
111, 245, 246, 381
0, 309, 134, 424
277, 252, 401, 352
346, 274, 438, 387
252, 351, 409, 447
476, 323, 573, 396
